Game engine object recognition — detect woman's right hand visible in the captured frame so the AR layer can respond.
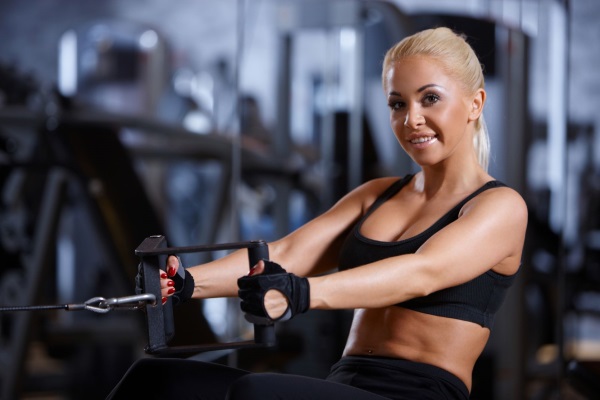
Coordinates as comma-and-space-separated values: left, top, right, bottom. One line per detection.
159, 255, 180, 304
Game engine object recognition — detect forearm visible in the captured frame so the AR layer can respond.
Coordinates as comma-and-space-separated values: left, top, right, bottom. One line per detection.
185, 238, 322, 299
308, 254, 430, 310
187, 249, 252, 299
184, 180, 383, 300
184, 233, 339, 300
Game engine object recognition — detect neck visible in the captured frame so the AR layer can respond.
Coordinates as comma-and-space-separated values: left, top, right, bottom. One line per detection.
414, 162, 489, 198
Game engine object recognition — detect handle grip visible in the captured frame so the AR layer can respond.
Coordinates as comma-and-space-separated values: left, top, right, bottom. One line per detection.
135, 235, 276, 356
246, 243, 275, 346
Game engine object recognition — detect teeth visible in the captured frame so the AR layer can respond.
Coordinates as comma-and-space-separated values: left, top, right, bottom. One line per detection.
410, 136, 435, 144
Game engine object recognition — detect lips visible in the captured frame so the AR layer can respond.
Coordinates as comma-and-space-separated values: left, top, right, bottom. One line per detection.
409, 135, 437, 145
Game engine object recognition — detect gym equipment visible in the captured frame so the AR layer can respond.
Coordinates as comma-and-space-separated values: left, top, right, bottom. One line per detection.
0, 234, 277, 357
134, 234, 276, 356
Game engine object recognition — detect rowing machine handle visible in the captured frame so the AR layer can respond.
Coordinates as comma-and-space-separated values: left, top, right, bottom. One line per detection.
246, 242, 276, 346
135, 235, 276, 356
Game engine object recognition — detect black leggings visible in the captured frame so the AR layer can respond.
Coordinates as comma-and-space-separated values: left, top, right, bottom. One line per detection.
106, 356, 469, 400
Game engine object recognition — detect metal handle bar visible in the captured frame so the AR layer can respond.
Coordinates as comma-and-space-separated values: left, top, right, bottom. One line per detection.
135, 234, 275, 357
0, 293, 157, 313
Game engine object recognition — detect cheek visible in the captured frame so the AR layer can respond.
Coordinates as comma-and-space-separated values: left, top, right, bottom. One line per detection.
390, 119, 405, 143
390, 122, 408, 148
445, 103, 470, 124
449, 109, 465, 124
390, 113, 404, 132
432, 107, 467, 136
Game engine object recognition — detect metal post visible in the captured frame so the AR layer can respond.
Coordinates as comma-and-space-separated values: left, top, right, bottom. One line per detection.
273, 33, 293, 236
348, 22, 365, 191
1, 170, 67, 400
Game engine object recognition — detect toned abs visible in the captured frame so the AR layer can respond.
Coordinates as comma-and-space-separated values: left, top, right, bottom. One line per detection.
343, 306, 490, 391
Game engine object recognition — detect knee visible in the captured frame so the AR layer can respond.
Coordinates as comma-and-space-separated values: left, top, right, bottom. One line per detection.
108, 358, 164, 399
123, 358, 165, 381
110, 358, 194, 399
227, 373, 281, 400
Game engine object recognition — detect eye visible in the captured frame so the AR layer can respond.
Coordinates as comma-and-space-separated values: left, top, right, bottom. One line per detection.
387, 100, 406, 111
422, 93, 440, 106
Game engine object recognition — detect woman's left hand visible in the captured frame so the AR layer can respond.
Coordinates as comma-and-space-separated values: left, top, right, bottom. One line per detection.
237, 260, 310, 321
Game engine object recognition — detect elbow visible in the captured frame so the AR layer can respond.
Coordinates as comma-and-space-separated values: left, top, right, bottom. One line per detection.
413, 282, 435, 299
406, 254, 449, 298
411, 265, 443, 298
397, 277, 433, 301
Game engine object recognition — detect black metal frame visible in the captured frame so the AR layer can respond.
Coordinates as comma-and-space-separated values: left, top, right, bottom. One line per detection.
135, 234, 276, 356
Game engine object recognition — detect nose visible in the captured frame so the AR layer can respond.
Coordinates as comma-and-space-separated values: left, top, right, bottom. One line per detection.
404, 111, 425, 129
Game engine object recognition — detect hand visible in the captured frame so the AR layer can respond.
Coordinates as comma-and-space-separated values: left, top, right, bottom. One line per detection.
135, 256, 193, 305
245, 261, 289, 319
153, 255, 194, 305
237, 260, 310, 322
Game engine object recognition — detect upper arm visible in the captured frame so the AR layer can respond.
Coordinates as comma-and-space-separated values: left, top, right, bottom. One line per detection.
416, 187, 528, 293
270, 178, 398, 276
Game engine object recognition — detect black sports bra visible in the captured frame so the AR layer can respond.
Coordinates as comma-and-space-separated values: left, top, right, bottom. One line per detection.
338, 174, 518, 329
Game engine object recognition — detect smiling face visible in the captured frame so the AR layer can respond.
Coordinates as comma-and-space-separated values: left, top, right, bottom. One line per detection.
384, 55, 484, 169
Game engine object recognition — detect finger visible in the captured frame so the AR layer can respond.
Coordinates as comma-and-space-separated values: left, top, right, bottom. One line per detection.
159, 268, 175, 298
159, 269, 171, 287
159, 269, 168, 281
166, 255, 180, 277
161, 285, 175, 299
248, 260, 265, 276
160, 274, 174, 289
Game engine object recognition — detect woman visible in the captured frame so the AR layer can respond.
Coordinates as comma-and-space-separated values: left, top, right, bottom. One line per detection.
108, 27, 527, 400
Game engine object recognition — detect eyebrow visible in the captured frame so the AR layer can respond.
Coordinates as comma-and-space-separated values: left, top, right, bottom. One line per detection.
388, 83, 444, 97
417, 83, 443, 92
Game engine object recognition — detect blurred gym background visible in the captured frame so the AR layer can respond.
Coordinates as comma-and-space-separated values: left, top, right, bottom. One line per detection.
0, 0, 598, 399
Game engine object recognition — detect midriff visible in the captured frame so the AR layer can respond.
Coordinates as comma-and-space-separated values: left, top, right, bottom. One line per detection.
342, 306, 490, 391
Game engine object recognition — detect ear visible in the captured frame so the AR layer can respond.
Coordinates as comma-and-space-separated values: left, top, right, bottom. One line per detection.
468, 88, 486, 122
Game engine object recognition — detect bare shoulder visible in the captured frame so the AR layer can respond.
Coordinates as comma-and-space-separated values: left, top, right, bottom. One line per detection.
303, 176, 403, 227
461, 184, 528, 228
480, 184, 527, 211
356, 176, 402, 193
341, 176, 403, 209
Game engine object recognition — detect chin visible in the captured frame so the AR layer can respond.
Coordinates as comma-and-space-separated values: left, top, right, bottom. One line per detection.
410, 156, 441, 168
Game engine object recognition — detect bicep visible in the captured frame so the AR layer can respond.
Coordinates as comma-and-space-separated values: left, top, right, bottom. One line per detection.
416, 188, 528, 293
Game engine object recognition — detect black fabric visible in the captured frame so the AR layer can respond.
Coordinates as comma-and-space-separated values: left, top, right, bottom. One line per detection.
238, 260, 310, 322
106, 358, 250, 400
106, 356, 468, 400
227, 372, 389, 400
338, 174, 518, 329
170, 255, 195, 305
327, 356, 469, 400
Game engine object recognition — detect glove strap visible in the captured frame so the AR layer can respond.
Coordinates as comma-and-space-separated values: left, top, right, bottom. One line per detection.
289, 276, 310, 315
170, 255, 195, 305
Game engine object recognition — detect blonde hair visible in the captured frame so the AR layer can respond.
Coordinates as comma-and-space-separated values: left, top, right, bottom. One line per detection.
382, 27, 490, 171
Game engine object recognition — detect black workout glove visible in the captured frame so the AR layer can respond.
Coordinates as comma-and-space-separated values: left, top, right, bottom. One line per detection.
237, 260, 310, 322
135, 255, 195, 306
168, 255, 195, 306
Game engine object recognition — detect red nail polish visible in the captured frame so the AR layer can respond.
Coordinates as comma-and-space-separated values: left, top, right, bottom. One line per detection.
167, 280, 175, 287
160, 273, 168, 279
168, 267, 175, 277
168, 288, 175, 295
248, 267, 257, 276
162, 297, 167, 305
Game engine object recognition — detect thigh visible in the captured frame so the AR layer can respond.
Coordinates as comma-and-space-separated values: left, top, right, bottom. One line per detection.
226, 373, 390, 400
106, 358, 250, 400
